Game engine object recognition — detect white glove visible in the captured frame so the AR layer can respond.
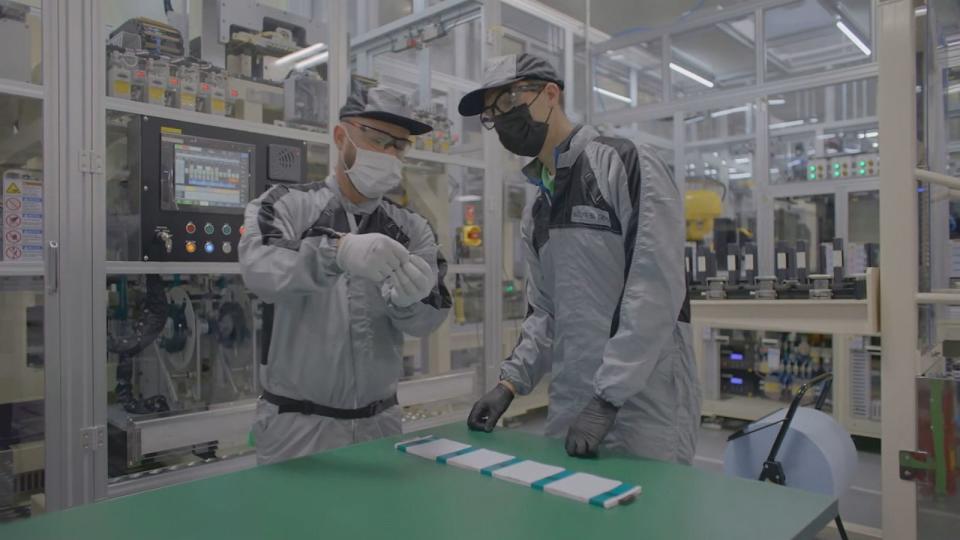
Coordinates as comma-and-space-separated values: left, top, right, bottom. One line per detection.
335, 233, 409, 282
387, 255, 436, 308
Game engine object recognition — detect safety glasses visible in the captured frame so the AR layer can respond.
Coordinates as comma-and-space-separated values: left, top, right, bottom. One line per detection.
345, 121, 413, 156
480, 84, 546, 130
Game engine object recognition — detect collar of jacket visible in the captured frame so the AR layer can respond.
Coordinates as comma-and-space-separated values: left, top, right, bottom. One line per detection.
520, 124, 598, 188
325, 174, 381, 215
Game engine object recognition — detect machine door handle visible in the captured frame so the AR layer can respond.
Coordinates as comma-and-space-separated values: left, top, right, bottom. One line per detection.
46, 240, 59, 294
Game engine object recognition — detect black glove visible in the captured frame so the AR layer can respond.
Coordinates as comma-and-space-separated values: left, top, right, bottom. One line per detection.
467, 384, 515, 432
564, 395, 619, 458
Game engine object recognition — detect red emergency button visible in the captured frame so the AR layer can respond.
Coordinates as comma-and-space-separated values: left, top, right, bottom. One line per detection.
239, 225, 246, 235
185, 222, 197, 234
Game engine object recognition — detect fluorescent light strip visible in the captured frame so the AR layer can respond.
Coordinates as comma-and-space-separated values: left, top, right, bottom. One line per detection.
669, 62, 714, 88
768, 98, 786, 105
728, 172, 752, 180
710, 105, 750, 118
769, 119, 805, 130
455, 195, 483, 202
274, 42, 327, 67
734, 157, 751, 164
593, 86, 633, 104
294, 51, 330, 71
948, 84, 960, 94
836, 20, 871, 56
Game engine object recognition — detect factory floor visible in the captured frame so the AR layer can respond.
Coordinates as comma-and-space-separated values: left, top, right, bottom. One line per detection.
506, 409, 881, 540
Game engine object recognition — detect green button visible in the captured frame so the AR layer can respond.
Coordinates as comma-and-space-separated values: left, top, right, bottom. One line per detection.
808, 165, 816, 171
204, 223, 215, 235
222, 224, 232, 236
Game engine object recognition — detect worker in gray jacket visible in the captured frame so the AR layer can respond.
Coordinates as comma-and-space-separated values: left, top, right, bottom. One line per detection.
240, 83, 451, 465
461, 53, 699, 464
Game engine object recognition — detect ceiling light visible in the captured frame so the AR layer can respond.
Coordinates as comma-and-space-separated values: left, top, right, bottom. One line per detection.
669, 62, 714, 88
836, 20, 872, 56
864, 131, 878, 138
593, 87, 633, 104
734, 157, 751, 164
769, 119, 805, 129
728, 172, 752, 180
274, 42, 327, 67
294, 51, 330, 71
710, 105, 750, 118
915, 6, 927, 16
455, 195, 482, 202
768, 98, 786, 105
948, 84, 960, 94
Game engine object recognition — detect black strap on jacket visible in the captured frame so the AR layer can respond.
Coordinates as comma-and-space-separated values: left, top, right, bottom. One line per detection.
261, 390, 398, 419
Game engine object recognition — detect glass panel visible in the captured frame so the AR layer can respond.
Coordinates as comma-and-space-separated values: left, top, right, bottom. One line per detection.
104, 1, 330, 132
502, 3, 565, 80
774, 194, 836, 273
683, 104, 756, 259
0, 1, 42, 84
352, 9, 483, 157
685, 102, 755, 143
768, 78, 878, 184
948, 65, 960, 178
593, 38, 662, 113
0, 276, 44, 521
765, 0, 873, 82
714, 329, 834, 411
914, 376, 960, 539
0, 94, 43, 264
671, 15, 756, 99
394, 165, 485, 423
849, 336, 881, 422
848, 190, 879, 272
600, 117, 675, 169
105, 273, 258, 482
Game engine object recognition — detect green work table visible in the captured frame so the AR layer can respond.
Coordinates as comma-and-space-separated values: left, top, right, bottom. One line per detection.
1, 423, 837, 540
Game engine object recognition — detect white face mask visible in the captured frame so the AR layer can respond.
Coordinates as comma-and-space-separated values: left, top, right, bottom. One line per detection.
341, 130, 403, 200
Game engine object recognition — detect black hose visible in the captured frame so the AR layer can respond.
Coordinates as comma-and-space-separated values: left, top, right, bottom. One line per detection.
109, 276, 172, 414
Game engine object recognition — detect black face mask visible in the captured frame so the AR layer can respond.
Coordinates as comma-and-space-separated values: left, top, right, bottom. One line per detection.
494, 100, 553, 157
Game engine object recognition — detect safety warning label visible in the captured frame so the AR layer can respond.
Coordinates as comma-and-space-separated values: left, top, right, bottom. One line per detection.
2, 173, 42, 261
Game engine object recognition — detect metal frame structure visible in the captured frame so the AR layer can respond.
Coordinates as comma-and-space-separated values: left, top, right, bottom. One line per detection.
0, 0, 514, 509
5, 3, 948, 534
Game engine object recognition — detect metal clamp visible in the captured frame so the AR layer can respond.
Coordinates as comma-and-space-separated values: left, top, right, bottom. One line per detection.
899, 450, 930, 481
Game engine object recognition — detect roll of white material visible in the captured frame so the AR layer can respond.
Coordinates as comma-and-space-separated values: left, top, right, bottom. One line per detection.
723, 407, 858, 498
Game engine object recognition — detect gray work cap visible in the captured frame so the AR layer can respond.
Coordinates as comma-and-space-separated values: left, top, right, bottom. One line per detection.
458, 53, 563, 117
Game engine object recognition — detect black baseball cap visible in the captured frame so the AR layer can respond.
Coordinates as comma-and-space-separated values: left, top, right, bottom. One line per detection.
458, 53, 564, 117
340, 82, 433, 135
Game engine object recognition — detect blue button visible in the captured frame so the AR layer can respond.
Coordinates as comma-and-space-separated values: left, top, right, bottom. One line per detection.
204, 241, 215, 254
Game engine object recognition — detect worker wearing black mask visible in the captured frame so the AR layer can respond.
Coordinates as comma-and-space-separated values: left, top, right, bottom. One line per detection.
458, 53, 699, 463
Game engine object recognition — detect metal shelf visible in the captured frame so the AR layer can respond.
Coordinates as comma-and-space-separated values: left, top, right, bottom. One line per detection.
105, 261, 242, 275
406, 149, 486, 169
104, 97, 332, 145
845, 417, 882, 438
692, 269, 880, 336
105, 98, 486, 170
0, 77, 43, 100
702, 396, 784, 421
0, 262, 44, 277
768, 176, 879, 198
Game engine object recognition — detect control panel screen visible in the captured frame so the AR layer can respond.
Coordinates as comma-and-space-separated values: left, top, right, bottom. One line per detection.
160, 133, 255, 213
